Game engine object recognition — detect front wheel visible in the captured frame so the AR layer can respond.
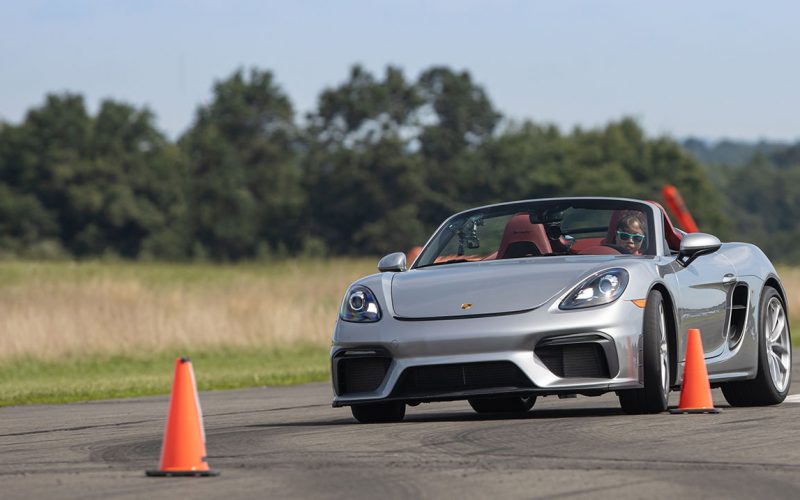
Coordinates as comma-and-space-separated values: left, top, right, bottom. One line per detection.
468, 396, 536, 414
618, 289, 671, 414
351, 402, 406, 423
721, 287, 792, 406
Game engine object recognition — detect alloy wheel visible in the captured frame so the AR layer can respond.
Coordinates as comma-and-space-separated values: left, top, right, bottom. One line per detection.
765, 297, 791, 393
659, 303, 670, 399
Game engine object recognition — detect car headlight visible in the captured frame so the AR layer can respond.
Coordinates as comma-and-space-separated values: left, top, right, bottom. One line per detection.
559, 268, 629, 310
340, 286, 382, 322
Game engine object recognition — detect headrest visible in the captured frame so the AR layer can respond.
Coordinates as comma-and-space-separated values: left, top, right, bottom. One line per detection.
497, 213, 552, 258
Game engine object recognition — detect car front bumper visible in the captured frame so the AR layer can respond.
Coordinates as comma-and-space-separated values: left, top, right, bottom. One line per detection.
331, 299, 646, 407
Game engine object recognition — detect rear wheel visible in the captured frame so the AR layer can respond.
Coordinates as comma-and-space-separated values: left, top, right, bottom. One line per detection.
721, 287, 791, 406
351, 402, 406, 423
618, 290, 671, 414
468, 396, 536, 414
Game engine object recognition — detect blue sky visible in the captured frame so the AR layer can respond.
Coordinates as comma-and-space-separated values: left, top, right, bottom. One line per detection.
1, 0, 798, 141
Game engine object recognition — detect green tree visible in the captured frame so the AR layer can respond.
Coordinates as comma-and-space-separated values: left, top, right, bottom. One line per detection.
0, 120, 61, 256
770, 143, 800, 168
562, 119, 729, 235
304, 65, 428, 253
415, 67, 502, 226
723, 160, 800, 262
0, 93, 187, 258
417, 67, 501, 161
181, 68, 305, 260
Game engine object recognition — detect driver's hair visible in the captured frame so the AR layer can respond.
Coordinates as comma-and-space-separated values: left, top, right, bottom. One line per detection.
617, 213, 646, 234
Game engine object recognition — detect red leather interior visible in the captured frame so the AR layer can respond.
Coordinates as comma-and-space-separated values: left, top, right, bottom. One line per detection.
497, 213, 552, 258
494, 204, 683, 258
570, 237, 603, 253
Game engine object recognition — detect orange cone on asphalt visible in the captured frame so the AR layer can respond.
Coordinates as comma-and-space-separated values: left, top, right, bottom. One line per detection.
670, 329, 721, 414
146, 357, 219, 476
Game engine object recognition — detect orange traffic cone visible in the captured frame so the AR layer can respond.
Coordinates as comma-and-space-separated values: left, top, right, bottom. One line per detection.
670, 329, 721, 414
146, 357, 220, 476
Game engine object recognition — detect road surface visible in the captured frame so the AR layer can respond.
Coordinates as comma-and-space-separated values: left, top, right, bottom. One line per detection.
2, 359, 800, 499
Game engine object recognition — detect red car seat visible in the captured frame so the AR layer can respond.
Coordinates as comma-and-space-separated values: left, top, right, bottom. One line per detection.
497, 213, 552, 259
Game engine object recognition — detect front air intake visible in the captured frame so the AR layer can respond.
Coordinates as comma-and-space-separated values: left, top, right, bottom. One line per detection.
535, 343, 610, 378
392, 361, 533, 397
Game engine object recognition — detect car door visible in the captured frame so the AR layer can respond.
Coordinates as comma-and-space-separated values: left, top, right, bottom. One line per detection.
672, 251, 736, 358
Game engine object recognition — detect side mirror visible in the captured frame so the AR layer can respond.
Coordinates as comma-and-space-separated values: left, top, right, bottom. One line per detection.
378, 252, 407, 272
677, 233, 722, 267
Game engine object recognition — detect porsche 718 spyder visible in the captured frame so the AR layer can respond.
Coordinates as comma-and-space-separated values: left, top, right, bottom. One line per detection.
331, 197, 792, 423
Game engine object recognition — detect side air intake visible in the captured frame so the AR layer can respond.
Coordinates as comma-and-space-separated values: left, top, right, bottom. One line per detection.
332, 349, 392, 396
727, 284, 749, 349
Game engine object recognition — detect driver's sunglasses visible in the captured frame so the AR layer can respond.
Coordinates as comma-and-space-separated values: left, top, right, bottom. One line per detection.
617, 231, 646, 243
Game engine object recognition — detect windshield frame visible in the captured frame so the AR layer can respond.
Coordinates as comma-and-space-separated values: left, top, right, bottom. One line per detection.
412, 198, 659, 269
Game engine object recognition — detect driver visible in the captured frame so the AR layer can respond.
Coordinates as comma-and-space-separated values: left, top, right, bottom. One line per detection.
615, 214, 647, 255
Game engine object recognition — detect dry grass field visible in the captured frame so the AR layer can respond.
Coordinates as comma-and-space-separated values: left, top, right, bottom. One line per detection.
0, 259, 797, 406
0, 260, 798, 363
0, 259, 375, 362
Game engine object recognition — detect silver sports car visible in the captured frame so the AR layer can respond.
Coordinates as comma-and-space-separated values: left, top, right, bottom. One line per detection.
331, 197, 792, 423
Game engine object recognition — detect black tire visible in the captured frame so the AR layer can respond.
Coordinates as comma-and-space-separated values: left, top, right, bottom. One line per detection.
351, 402, 406, 423
618, 289, 671, 414
468, 396, 536, 414
721, 287, 792, 406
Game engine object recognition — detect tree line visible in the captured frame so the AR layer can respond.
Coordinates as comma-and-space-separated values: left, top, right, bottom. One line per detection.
3, 64, 782, 262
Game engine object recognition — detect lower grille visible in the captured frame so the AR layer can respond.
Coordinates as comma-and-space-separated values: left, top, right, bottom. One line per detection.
337, 357, 391, 394
535, 343, 609, 378
392, 362, 532, 397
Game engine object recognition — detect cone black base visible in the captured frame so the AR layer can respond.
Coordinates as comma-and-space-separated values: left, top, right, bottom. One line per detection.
669, 408, 721, 414
146, 470, 220, 477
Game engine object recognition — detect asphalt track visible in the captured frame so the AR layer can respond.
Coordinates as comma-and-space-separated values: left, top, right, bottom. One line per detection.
2, 359, 800, 499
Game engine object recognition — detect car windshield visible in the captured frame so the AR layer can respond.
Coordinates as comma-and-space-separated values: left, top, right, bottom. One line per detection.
414, 199, 656, 268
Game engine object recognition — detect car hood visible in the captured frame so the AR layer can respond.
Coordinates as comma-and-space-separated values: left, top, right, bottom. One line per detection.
391, 256, 624, 319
